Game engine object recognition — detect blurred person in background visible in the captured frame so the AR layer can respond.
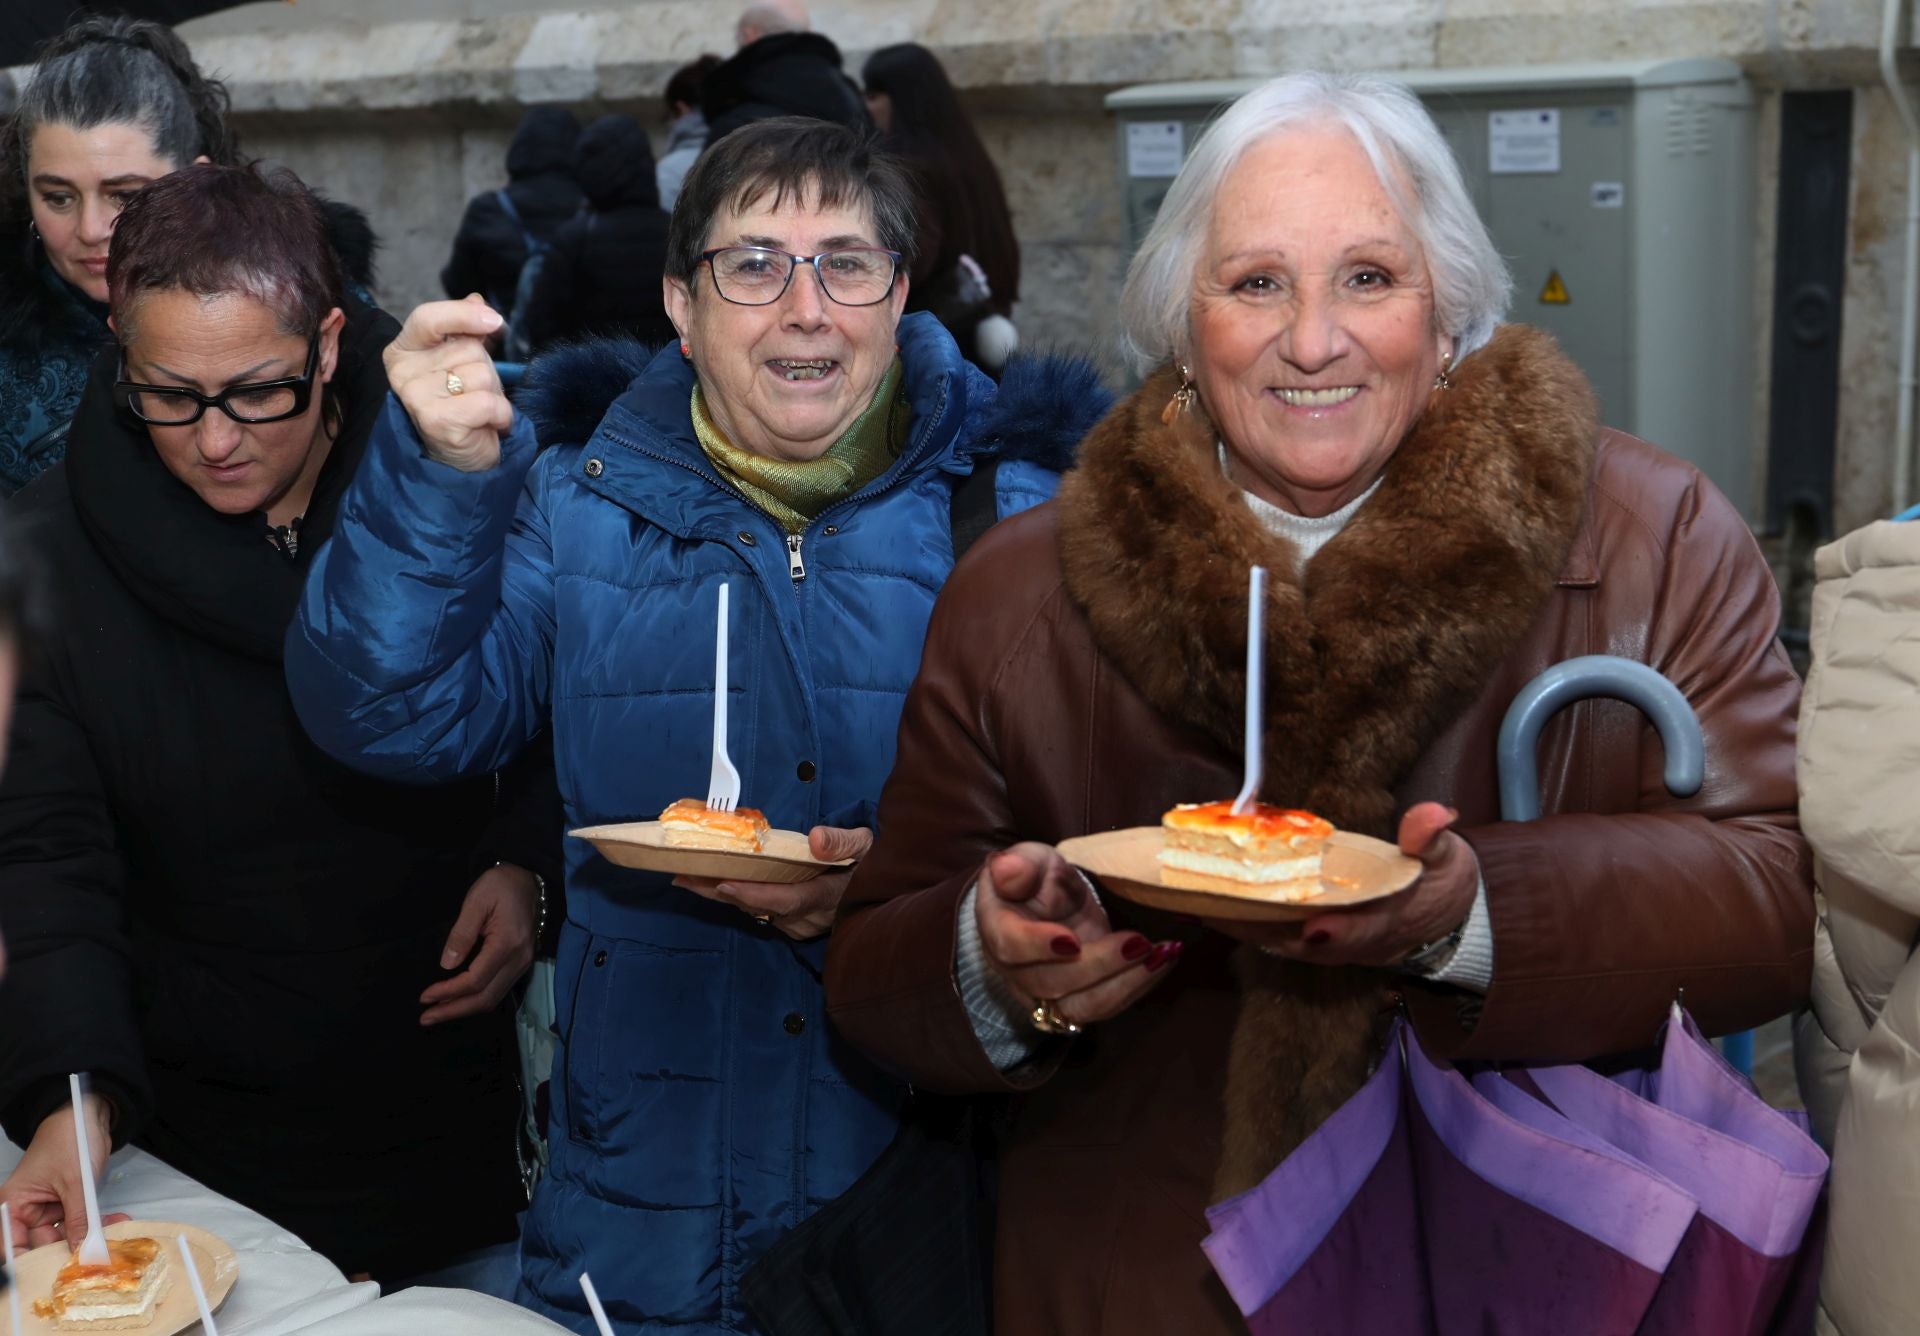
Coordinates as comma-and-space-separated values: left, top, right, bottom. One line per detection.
0, 164, 549, 1288
440, 106, 584, 324
0, 15, 238, 498
658, 54, 723, 213
519, 114, 674, 353
704, 1, 866, 144
863, 42, 1021, 374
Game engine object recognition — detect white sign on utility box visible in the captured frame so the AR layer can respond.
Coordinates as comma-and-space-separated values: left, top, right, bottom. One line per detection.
1490, 108, 1561, 174
1126, 121, 1184, 177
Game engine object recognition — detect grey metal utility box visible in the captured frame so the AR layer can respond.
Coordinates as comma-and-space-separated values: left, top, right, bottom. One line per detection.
1106, 60, 1757, 518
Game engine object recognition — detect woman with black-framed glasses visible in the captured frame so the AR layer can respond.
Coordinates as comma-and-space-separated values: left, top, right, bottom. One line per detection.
0, 163, 557, 1286
286, 115, 1109, 1332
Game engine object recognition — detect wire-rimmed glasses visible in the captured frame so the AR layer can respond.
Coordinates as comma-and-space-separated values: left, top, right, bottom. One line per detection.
698, 246, 902, 307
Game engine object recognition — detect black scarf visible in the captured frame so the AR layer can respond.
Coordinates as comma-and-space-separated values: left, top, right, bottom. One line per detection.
63, 297, 399, 663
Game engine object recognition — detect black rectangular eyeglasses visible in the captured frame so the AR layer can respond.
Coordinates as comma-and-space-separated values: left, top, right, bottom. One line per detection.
115, 332, 321, 426
698, 247, 903, 307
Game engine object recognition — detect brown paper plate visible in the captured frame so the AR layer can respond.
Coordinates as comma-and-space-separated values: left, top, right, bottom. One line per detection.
571, 821, 853, 884
11, 1219, 237, 1335
1057, 827, 1421, 922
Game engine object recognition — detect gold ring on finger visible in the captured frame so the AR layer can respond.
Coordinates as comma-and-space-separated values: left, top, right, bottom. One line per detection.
446, 370, 465, 396
1029, 997, 1081, 1037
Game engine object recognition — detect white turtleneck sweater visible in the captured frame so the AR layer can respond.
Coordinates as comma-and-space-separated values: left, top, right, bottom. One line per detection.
954, 460, 1495, 1070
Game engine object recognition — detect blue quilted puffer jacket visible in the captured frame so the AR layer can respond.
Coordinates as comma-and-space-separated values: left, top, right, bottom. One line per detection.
286, 312, 1109, 1334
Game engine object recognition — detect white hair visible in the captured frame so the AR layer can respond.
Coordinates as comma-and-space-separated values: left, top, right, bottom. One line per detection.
1119, 71, 1511, 375
735, 0, 809, 45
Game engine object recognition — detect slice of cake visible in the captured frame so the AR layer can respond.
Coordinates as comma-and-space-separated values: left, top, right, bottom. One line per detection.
658, 797, 770, 853
33, 1236, 172, 1330
1158, 801, 1335, 901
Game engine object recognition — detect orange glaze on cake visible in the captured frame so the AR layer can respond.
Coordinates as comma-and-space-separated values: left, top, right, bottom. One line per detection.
1161, 801, 1333, 849
1158, 801, 1335, 900
658, 797, 770, 852
35, 1237, 163, 1318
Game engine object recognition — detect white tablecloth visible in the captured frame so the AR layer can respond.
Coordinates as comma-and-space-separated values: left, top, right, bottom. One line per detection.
0, 1141, 568, 1334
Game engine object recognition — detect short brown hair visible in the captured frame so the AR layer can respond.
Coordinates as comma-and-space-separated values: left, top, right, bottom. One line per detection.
666, 116, 918, 286
108, 162, 343, 343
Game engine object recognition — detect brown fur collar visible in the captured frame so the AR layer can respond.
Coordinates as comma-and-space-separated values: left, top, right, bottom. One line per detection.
1055, 324, 1598, 1195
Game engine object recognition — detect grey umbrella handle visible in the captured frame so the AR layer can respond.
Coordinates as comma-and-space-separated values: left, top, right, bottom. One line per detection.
1496, 655, 1704, 823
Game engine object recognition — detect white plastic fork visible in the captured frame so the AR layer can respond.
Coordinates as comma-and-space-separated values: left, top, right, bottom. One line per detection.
68, 1073, 109, 1266
4, 1201, 23, 1335
177, 1234, 220, 1336
579, 1273, 617, 1336
1230, 565, 1268, 815
705, 583, 742, 812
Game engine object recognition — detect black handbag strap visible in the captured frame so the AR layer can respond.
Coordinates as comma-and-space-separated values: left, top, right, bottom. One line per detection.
950, 458, 1001, 563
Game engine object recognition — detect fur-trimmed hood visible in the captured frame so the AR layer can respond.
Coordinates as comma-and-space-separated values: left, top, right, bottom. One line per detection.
1056, 324, 1598, 1195
516, 317, 1111, 476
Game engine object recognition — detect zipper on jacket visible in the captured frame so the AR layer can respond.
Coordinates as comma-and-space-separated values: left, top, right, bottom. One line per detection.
786, 533, 807, 582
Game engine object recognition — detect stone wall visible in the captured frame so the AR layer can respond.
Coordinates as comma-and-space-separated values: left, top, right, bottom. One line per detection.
163, 0, 1920, 539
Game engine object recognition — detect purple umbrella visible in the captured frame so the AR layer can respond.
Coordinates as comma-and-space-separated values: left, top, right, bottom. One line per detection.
1484, 1007, 1827, 1334
1202, 657, 1826, 1334
1204, 1012, 1826, 1335
1205, 1018, 1699, 1334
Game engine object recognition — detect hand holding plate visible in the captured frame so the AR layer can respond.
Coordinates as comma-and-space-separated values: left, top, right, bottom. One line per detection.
674, 825, 872, 940
1227, 802, 1479, 966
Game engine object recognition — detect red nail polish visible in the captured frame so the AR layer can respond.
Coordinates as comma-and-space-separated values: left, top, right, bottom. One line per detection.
1145, 940, 1184, 972
1050, 935, 1081, 957
1306, 930, 1332, 946
1121, 935, 1151, 961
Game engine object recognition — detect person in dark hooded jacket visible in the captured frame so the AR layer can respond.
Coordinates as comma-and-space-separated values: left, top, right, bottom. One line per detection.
440, 106, 583, 317
518, 114, 674, 353
702, 27, 868, 145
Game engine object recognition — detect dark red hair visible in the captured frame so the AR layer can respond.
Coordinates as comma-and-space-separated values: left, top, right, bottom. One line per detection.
108, 162, 343, 341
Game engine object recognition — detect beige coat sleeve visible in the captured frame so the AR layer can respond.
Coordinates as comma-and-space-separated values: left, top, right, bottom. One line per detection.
1797, 520, 1920, 1044
1795, 519, 1920, 1336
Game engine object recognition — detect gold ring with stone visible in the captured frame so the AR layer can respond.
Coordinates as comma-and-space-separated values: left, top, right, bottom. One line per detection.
445, 370, 465, 396
1029, 998, 1081, 1037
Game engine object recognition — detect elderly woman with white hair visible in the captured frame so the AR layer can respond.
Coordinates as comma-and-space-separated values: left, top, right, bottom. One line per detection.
825, 71, 1812, 1334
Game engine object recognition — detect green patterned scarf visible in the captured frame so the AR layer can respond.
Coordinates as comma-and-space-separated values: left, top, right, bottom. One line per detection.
692, 358, 909, 534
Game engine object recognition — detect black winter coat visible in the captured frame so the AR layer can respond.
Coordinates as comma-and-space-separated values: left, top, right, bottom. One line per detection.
702, 32, 869, 144
0, 299, 534, 1279
520, 116, 674, 353
441, 108, 584, 316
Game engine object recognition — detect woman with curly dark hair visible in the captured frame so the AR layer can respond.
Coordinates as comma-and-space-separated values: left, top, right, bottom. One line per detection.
0, 15, 238, 497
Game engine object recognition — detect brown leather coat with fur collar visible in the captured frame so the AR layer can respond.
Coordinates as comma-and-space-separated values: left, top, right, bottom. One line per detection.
825, 326, 1812, 1336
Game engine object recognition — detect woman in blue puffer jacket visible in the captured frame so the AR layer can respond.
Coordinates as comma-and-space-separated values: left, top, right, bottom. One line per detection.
285, 116, 1107, 1335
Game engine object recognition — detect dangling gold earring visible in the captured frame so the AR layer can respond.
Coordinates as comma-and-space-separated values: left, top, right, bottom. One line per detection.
1433, 352, 1454, 392
1162, 363, 1197, 426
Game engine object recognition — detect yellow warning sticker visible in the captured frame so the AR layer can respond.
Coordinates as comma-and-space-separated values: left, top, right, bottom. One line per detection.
1539, 270, 1570, 304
